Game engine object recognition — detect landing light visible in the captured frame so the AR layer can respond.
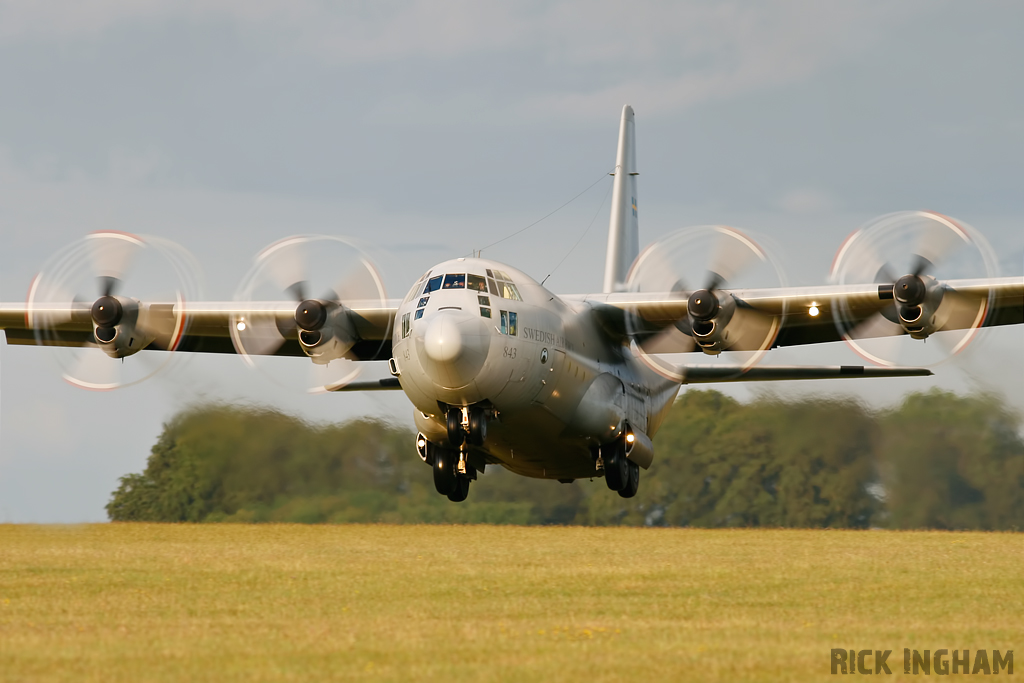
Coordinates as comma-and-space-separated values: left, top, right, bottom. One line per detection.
417, 438, 426, 448
808, 304, 820, 317
236, 321, 247, 331
626, 433, 635, 444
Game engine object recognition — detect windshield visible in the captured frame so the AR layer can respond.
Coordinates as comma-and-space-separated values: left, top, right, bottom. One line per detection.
442, 273, 466, 289
423, 275, 443, 294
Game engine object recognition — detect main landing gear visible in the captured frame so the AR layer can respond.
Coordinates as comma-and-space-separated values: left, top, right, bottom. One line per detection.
600, 437, 640, 499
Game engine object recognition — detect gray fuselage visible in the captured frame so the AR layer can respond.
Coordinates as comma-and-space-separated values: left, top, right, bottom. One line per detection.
392, 257, 679, 480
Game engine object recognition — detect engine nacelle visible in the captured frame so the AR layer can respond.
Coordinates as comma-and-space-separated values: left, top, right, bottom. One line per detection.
686, 288, 737, 355
892, 274, 946, 339
295, 299, 358, 364
91, 296, 154, 359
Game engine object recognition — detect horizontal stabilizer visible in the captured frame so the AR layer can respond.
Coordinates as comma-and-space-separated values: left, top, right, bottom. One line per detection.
679, 365, 932, 384
328, 377, 402, 392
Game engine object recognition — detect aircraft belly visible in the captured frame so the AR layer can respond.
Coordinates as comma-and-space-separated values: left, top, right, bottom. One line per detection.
481, 407, 598, 480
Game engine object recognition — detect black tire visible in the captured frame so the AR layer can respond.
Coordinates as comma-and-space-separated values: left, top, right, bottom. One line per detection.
446, 408, 465, 447
447, 475, 470, 502
618, 460, 640, 498
467, 408, 487, 446
604, 442, 628, 492
433, 447, 457, 496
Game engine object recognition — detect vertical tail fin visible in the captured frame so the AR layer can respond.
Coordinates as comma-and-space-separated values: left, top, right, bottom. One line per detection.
603, 105, 639, 293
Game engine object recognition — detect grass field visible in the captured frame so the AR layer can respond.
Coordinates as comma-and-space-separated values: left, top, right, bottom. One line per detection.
0, 525, 1021, 682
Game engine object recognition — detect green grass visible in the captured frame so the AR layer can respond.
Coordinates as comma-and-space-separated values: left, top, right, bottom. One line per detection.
0, 525, 1021, 682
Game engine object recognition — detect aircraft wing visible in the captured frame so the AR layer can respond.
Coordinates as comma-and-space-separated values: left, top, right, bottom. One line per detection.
0, 300, 400, 361
572, 276, 1024, 350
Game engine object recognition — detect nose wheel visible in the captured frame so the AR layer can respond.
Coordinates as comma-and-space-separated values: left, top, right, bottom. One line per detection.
446, 406, 488, 447
430, 443, 475, 503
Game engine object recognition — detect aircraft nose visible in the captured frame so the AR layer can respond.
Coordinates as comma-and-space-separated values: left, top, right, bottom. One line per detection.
423, 314, 464, 363
417, 310, 490, 389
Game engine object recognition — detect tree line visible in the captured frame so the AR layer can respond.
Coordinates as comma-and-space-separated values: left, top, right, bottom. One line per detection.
107, 389, 1024, 529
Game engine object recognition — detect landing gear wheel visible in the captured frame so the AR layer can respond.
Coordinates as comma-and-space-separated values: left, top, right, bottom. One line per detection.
467, 408, 487, 446
618, 460, 640, 499
433, 447, 458, 496
446, 408, 465, 447
447, 476, 471, 502
603, 441, 629, 492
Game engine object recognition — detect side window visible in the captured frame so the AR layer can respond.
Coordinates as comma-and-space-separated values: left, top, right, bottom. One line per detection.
404, 279, 425, 303
508, 311, 518, 336
418, 297, 429, 308
414, 309, 424, 320
500, 310, 508, 335
401, 312, 411, 338
480, 307, 491, 318
487, 278, 499, 296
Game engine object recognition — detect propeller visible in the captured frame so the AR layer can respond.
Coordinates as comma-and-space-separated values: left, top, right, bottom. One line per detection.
830, 211, 998, 367
625, 225, 787, 381
231, 235, 387, 393
26, 231, 201, 390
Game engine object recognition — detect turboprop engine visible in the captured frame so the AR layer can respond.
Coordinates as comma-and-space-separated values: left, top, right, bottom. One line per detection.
26, 231, 199, 389
231, 235, 388, 393
624, 225, 785, 379
830, 211, 998, 366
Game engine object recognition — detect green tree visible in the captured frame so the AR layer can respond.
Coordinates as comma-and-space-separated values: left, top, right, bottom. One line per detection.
584, 390, 881, 528
107, 404, 586, 524
878, 390, 1024, 530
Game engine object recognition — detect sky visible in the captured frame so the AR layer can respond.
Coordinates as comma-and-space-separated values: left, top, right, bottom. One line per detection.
1, 1, 1022, 522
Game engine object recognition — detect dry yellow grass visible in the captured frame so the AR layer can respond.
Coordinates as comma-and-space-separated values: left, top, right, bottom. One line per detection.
0, 524, 1021, 682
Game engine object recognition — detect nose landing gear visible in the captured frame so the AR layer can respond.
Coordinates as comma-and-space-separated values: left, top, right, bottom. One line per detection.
446, 405, 489, 447
424, 436, 476, 503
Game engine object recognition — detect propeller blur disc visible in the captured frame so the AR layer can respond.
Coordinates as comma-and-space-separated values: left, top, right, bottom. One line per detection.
27, 231, 202, 390
830, 211, 998, 367
231, 235, 387, 394
625, 225, 787, 381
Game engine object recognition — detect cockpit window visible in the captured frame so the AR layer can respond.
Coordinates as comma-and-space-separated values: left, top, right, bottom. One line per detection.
500, 282, 522, 301
487, 269, 523, 301
467, 274, 487, 292
424, 275, 443, 294
442, 273, 466, 289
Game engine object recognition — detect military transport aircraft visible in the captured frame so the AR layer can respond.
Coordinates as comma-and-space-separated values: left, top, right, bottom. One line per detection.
2, 106, 1022, 502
